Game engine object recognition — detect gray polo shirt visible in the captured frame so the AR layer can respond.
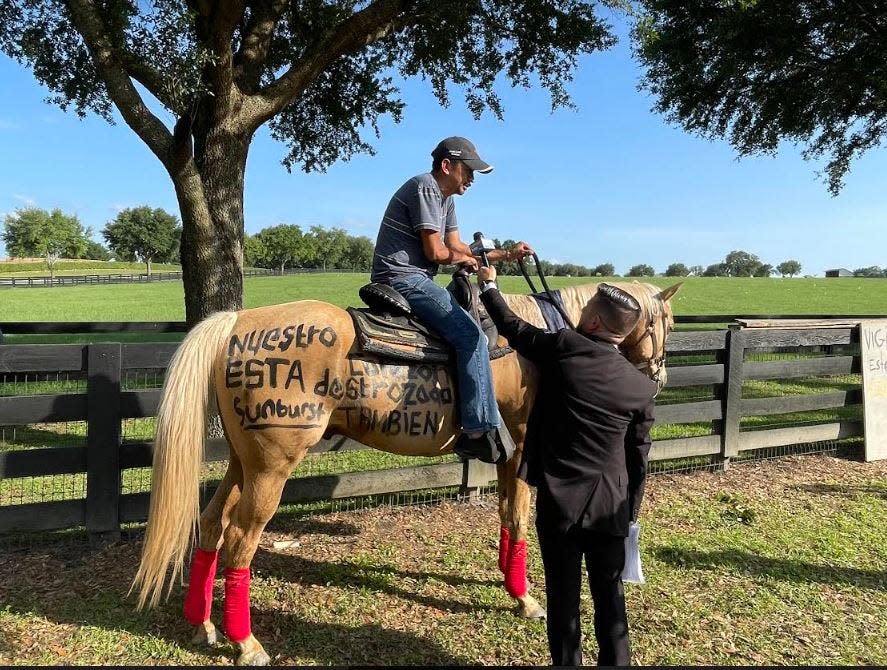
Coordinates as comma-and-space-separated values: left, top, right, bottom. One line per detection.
371, 172, 458, 283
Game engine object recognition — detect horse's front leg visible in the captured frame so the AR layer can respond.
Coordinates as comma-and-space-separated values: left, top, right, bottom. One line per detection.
498, 451, 546, 620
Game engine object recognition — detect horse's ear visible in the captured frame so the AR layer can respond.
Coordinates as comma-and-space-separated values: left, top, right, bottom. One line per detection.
656, 282, 683, 302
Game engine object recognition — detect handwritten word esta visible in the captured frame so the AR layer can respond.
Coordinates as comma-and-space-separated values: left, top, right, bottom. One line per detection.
225, 357, 306, 391
233, 396, 326, 428
228, 324, 337, 357
338, 406, 441, 436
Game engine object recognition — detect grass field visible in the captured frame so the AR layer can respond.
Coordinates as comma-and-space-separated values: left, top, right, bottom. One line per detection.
1, 273, 886, 324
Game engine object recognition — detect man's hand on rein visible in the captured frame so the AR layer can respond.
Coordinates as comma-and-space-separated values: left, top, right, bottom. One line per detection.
478, 266, 497, 283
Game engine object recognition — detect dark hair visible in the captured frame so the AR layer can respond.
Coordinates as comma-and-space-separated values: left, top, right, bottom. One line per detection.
587, 284, 643, 336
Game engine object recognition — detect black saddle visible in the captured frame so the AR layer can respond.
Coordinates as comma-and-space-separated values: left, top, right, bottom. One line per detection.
348, 273, 512, 364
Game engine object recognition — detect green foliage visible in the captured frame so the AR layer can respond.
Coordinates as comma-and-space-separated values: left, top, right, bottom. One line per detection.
665, 262, 689, 277
309, 225, 349, 270
627, 263, 656, 277
83, 240, 112, 261
0, 2, 617, 174
688, 264, 704, 276
102, 206, 180, 274
777, 260, 802, 278
2, 207, 92, 277
341, 235, 375, 272
723, 250, 762, 277
633, 1, 887, 194
753, 263, 773, 277
593, 262, 616, 277
703, 263, 728, 277
253, 224, 311, 272
853, 266, 886, 278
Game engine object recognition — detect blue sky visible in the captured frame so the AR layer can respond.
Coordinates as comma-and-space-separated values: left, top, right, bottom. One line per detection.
1, 17, 884, 277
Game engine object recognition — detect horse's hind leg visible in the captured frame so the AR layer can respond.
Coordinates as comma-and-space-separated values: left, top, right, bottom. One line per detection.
221, 465, 293, 666
183, 455, 244, 647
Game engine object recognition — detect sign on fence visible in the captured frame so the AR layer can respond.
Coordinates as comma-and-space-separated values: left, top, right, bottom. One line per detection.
860, 320, 887, 462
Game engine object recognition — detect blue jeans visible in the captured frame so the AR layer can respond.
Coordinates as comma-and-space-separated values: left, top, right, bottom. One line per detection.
389, 274, 499, 434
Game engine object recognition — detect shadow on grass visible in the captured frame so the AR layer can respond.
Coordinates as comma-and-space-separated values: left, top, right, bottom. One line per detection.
255, 547, 508, 615
652, 546, 886, 590
264, 516, 363, 537
0, 529, 481, 665
794, 482, 887, 500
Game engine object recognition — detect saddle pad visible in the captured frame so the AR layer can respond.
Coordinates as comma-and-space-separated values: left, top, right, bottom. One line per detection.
531, 290, 570, 332
347, 307, 512, 364
347, 307, 451, 363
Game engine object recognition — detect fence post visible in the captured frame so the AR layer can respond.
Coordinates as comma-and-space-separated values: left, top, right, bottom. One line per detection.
86, 343, 123, 543
460, 458, 494, 501
720, 324, 746, 469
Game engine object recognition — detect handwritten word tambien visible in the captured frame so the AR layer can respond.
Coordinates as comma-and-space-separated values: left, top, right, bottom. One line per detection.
338, 406, 442, 436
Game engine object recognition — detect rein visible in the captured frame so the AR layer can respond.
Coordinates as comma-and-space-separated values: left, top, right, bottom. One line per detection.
517, 254, 575, 330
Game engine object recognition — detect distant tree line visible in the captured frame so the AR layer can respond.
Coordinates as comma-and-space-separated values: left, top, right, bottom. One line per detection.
0, 213, 867, 281
851, 266, 887, 278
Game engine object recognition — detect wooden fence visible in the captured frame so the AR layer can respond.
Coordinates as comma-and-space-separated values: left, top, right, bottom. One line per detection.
0, 318, 866, 539
0, 267, 323, 289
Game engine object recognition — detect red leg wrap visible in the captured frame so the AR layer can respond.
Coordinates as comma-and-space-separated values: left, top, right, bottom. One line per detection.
498, 527, 511, 574
504, 538, 528, 598
183, 548, 218, 626
223, 567, 251, 643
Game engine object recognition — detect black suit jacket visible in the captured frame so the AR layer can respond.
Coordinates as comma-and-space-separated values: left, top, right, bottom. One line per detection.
481, 286, 656, 537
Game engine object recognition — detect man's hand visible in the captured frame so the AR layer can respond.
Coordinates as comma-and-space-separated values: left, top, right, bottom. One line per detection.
478, 266, 497, 283
455, 253, 479, 273
508, 241, 534, 261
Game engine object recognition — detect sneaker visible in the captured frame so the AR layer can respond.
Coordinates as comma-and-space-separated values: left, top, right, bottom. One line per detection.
454, 429, 515, 464
454, 431, 498, 463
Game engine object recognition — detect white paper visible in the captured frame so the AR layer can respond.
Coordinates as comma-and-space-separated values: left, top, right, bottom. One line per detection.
621, 521, 645, 584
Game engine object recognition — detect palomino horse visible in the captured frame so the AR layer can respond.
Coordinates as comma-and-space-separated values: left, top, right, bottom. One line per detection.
132, 279, 680, 665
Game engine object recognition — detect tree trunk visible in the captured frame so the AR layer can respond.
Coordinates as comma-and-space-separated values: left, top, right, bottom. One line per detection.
176, 124, 249, 327
146, 258, 151, 276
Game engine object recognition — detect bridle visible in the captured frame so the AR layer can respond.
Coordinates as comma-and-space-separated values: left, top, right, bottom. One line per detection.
624, 292, 670, 392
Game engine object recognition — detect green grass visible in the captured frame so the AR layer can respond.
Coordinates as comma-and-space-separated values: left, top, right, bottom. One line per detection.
1, 274, 886, 323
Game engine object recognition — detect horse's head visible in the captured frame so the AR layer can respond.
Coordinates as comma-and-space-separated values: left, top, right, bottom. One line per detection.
614, 282, 682, 394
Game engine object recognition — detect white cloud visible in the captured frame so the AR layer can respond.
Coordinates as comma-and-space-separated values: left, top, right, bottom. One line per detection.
12, 194, 36, 207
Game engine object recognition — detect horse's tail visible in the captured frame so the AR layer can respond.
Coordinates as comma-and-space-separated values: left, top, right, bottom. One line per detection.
131, 309, 238, 610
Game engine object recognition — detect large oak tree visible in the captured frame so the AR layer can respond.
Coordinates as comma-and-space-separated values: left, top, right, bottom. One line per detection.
2, 0, 617, 324
633, 1, 886, 196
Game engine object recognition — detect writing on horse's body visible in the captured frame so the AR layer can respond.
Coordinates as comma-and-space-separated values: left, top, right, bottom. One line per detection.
132, 279, 680, 665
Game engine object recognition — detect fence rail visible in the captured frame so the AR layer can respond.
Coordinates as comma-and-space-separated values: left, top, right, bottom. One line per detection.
0, 317, 869, 538
0, 267, 324, 289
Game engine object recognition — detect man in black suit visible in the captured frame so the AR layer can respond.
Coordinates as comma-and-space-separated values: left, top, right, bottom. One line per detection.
477, 266, 656, 667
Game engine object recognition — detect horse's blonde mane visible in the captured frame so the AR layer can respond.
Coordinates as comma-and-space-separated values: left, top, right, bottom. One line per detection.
501, 280, 662, 330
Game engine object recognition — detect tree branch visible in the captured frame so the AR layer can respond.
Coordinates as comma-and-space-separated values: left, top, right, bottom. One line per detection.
118, 53, 180, 112
246, 0, 413, 128
234, 0, 288, 91
194, 1, 246, 107
63, 0, 177, 168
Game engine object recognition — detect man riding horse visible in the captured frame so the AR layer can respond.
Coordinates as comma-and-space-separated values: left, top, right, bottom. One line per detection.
370, 136, 533, 463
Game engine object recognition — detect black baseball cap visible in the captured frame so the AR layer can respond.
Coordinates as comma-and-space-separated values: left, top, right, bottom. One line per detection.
431, 136, 493, 173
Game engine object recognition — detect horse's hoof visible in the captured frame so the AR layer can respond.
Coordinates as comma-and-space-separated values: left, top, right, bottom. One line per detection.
191, 620, 218, 646
516, 595, 547, 620
234, 634, 271, 666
